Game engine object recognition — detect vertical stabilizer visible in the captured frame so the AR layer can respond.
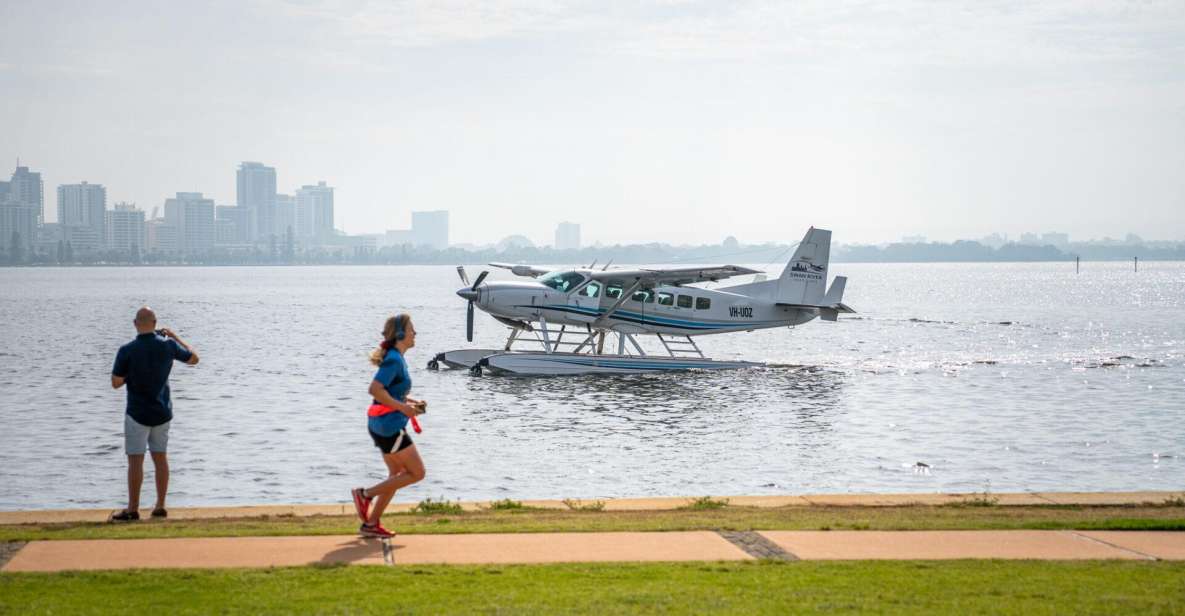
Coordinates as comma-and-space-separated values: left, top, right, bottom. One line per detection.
777, 227, 831, 305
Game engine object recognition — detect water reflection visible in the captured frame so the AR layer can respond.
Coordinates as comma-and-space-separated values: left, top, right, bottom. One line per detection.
465, 365, 846, 437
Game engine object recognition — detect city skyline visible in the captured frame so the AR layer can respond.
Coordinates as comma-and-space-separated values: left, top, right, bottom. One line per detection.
3, 2, 1183, 246
3, 158, 1184, 251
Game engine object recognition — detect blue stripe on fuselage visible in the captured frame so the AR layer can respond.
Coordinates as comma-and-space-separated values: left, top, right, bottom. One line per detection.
515, 304, 785, 331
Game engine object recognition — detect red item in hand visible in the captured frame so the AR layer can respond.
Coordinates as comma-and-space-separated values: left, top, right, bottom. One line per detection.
410, 416, 422, 434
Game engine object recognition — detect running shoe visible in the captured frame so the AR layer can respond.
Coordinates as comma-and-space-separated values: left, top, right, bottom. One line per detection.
359, 523, 394, 538
351, 488, 371, 522
108, 510, 140, 523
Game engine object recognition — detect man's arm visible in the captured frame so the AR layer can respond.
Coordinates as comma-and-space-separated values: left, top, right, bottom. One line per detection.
160, 328, 200, 365
112, 347, 128, 389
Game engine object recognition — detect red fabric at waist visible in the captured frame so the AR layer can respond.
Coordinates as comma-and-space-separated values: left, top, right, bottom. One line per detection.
367, 403, 398, 417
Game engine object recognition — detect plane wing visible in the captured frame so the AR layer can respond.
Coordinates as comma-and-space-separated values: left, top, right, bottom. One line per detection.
488, 262, 551, 278
585, 265, 761, 286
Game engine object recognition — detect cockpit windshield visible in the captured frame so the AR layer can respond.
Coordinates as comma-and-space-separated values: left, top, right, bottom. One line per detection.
539, 271, 586, 293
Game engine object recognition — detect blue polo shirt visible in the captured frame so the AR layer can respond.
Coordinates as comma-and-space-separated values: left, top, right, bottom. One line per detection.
368, 349, 411, 436
112, 332, 193, 427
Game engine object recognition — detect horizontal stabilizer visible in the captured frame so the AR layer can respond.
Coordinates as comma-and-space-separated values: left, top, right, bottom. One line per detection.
776, 300, 856, 321
824, 276, 846, 305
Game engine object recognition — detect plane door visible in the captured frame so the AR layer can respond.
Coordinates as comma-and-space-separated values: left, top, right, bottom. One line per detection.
572, 280, 603, 320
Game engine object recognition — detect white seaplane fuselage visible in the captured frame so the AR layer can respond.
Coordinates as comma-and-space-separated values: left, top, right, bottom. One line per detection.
469, 275, 821, 337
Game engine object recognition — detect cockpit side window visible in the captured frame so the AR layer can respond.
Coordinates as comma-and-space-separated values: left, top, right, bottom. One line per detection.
657, 292, 674, 306
539, 271, 586, 293
578, 281, 601, 298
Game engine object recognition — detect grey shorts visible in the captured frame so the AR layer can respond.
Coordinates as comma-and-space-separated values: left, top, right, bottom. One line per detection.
124, 415, 170, 455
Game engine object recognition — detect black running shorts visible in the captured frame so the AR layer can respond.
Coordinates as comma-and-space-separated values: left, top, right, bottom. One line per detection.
369, 428, 414, 454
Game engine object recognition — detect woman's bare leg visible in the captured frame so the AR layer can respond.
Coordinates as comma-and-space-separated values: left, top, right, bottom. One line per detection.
367, 445, 425, 526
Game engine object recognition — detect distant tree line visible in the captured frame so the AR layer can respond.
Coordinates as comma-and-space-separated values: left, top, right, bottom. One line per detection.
4, 238, 1184, 267
835, 241, 1185, 263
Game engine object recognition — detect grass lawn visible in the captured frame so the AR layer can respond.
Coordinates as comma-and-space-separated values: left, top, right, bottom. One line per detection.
3, 560, 1184, 615
1, 504, 1183, 542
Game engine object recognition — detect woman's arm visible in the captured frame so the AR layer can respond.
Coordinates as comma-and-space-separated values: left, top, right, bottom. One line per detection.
368, 381, 422, 417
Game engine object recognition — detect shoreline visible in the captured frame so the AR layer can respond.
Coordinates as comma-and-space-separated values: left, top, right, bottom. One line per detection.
2, 490, 1179, 525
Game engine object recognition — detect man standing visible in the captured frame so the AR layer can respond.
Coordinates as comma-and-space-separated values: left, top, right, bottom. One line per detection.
110, 306, 199, 521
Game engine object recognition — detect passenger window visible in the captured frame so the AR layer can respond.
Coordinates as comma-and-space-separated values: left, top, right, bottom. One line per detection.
677, 295, 693, 309
631, 289, 654, 303
696, 297, 711, 310
606, 281, 624, 299
657, 292, 674, 306
579, 282, 601, 298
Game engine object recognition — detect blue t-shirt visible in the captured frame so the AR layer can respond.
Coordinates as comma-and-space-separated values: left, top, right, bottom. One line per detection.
368, 349, 411, 437
112, 332, 193, 427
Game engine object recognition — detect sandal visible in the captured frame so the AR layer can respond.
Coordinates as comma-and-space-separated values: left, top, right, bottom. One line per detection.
151, 508, 168, 518
109, 509, 140, 523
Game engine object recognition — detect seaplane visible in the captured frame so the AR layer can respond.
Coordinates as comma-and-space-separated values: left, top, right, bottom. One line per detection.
430, 227, 854, 376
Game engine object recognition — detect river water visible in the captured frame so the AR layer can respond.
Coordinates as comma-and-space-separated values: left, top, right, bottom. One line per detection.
1, 262, 1182, 510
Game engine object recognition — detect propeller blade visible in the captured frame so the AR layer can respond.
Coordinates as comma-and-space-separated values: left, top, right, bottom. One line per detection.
456, 265, 470, 286
466, 301, 475, 342
471, 270, 489, 290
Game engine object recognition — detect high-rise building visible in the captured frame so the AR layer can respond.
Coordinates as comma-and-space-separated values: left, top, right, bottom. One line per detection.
215, 205, 251, 245
164, 192, 215, 256
411, 210, 448, 249
0, 204, 38, 255
57, 182, 107, 246
8, 166, 44, 226
105, 202, 146, 252
147, 219, 179, 254
236, 161, 276, 241
555, 222, 580, 250
295, 181, 334, 239
275, 193, 295, 239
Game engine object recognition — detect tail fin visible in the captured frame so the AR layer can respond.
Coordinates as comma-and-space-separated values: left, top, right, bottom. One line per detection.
777, 227, 831, 305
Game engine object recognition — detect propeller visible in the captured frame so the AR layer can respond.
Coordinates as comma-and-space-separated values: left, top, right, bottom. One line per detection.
456, 269, 489, 342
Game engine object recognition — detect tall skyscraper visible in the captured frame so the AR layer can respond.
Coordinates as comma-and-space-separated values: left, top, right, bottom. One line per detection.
236, 161, 276, 241
57, 182, 107, 246
411, 210, 448, 249
8, 166, 44, 226
164, 192, 215, 256
295, 181, 334, 239
105, 202, 146, 252
555, 222, 581, 250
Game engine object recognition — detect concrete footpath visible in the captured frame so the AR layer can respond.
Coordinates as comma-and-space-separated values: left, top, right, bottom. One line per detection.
4, 530, 1184, 572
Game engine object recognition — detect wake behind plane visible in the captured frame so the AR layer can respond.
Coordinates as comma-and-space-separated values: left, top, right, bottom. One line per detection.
431, 227, 854, 376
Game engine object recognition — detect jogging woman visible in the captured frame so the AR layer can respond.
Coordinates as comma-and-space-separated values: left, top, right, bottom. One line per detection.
351, 313, 426, 538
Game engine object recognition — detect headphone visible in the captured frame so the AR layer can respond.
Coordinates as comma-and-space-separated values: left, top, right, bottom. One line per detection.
393, 313, 408, 342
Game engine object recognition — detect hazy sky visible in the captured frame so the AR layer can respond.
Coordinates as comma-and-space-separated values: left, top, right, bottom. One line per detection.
2, 1, 1183, 245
